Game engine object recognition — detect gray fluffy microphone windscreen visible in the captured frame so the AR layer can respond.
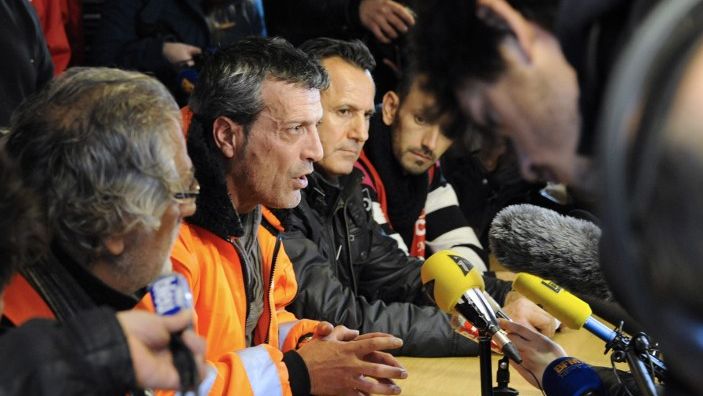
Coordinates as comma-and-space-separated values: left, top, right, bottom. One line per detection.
489, 204, 613, 301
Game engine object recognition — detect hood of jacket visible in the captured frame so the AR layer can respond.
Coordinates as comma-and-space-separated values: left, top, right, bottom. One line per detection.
185, 115, 245, 240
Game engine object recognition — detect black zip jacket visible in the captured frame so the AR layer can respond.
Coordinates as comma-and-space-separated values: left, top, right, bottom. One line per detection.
273, 169, 513, 357
0, 307, 135, 395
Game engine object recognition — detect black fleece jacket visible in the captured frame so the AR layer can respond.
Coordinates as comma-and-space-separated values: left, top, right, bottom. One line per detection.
272, 169, 513, 357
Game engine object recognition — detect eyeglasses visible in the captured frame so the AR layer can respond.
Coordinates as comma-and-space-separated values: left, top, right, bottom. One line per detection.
173, 178, 200, 204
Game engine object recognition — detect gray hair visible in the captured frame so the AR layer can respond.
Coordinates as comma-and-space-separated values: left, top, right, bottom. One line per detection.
4, 67, 182, 266
189, 36, 329, 129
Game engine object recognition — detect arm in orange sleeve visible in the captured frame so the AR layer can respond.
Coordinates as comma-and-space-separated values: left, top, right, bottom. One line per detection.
272, 243, 320, 352
161, 228, 303, 396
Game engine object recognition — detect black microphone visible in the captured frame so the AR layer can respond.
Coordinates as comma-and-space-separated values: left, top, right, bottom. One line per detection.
488, 204, 613, 301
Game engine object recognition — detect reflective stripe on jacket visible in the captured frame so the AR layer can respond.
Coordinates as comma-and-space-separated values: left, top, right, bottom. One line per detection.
149, 207, 318, 395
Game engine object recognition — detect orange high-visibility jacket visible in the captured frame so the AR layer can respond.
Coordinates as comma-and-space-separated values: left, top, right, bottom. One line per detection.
149, 207, 318, 396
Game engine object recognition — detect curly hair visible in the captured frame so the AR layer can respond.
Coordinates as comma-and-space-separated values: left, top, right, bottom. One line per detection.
5, 67, 182, 267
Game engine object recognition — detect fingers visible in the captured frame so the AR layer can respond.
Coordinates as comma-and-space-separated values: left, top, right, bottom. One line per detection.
351, 336, 403, 356
388, 1, 415, 26
352, 371, 403, 395
161, 309, 194, 333
188, 45, 202, 55
369, 24, 391, 44
360, 0, 415, 43
327, 324, 361, 341
386, 2, 415, 31
314, 321, 335, 338
363, 350, 404, 369
500, 318, 539, 341
181, 329, 208, 381
382, 58, 401, 76
353, 332, 396, 341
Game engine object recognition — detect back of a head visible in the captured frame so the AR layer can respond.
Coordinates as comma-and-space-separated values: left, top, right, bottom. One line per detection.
599, 1, 703, 393
412, 0, 560, 115
0, 152, 41, 291
189, 36, 329, 128
5, 67, 182, 267
299, 37, 376, 73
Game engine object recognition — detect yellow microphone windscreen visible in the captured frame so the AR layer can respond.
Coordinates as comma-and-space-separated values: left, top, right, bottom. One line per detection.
513, 273, 592, 329
421, 250, 485, 312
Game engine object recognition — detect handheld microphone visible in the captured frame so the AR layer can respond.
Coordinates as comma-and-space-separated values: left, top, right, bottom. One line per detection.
488, 204, 613, 301
150, 273, 194, 316
421, 250, 522, 362
513, 273, 616, 343
149, 274, 201, 393
542, 357, 605, 396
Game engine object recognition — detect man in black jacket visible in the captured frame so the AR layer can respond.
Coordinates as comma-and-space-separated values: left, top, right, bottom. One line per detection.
0, 69, 209, 394
278, 37, 556, 357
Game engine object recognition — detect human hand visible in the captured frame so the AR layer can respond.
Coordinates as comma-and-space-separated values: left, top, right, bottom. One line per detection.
502, 291, 559, 337
499, 319, 567, 388
359, 0, 415, 43
313, 321, 362, 342
297, 331, 407, 395
116, 309, 207, 390
162, 42, 202, 66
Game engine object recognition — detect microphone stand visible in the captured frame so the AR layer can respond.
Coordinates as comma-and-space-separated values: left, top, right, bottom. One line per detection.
607, 323, 665, 396
493, 356, 519, 396
478, 329, 494, 396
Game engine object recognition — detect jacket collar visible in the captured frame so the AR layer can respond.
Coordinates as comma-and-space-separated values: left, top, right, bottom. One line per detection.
305, 168, 363, 218
54, 243, 142, 311
185, 115, 245, 240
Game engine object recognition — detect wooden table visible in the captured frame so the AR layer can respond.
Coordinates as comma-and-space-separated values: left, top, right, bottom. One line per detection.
395, 326, 617, 396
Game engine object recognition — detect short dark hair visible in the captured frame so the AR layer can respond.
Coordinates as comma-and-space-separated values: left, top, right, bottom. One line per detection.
299, 37, 376, 72
190, 36, 329, 129
413, 0, 559, 114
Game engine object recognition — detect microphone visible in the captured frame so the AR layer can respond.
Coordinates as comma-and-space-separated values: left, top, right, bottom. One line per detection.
542, 357, 605, 396
515, 273, 668, 388
488, 204, 613, 301
421, 250, 522, 362
513, 273, 616, 342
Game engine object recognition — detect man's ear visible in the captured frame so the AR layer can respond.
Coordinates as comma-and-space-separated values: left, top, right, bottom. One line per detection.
382, 91, 400, 126
477, 0, 535, 63
104, 235, 125, 256
212, 116, 246, 159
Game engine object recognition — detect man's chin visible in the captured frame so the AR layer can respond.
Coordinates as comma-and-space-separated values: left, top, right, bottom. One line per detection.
266, 192, 302, 210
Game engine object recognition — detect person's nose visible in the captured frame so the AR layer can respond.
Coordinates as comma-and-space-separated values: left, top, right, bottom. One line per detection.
305, 125, 324, 162
348, 114, 369, 144
421, 125, 442, 153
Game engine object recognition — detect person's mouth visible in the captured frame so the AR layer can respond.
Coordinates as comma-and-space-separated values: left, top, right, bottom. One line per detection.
293, 168, 314, 189
410, 150, 433, 162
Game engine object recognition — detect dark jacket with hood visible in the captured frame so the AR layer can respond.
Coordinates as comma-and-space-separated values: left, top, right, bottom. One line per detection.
272, 168, 514, 357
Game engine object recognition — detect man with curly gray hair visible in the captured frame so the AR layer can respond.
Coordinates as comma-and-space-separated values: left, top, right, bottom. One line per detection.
0, 67, 206, 393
